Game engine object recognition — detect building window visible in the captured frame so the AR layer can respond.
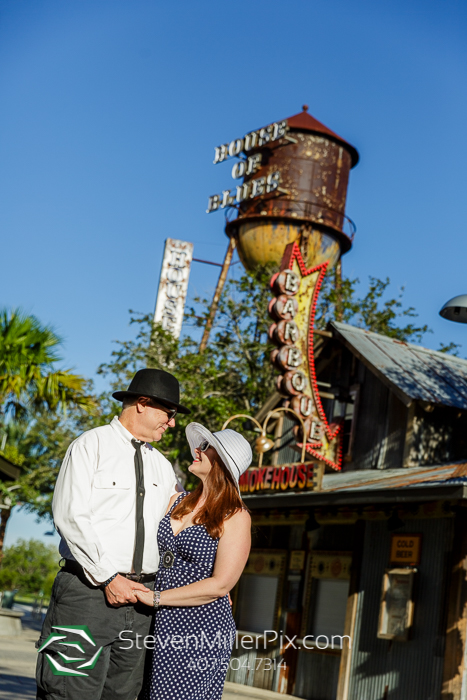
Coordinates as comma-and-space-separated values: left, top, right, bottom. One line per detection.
236, 576, 280, 634
309, 578, 350, 638
330, 385, 359, 461
301, 552, 352, 645
234, 550, 286, 634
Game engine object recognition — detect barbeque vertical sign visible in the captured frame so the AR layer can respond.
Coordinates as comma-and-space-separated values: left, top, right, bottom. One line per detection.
269, 242, 343, 470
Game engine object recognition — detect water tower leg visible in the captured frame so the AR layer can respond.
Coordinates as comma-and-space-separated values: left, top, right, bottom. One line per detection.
199, 238, 236, 353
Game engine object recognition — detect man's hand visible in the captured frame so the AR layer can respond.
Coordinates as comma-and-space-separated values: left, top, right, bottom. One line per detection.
104, 575, 150, 607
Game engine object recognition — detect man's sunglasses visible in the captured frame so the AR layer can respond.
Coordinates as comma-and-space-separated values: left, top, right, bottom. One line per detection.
198, 440, 210, 452
147, 400, 177, 421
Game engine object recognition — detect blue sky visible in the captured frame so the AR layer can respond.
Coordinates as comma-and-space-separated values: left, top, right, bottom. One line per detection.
2, 0, 467, 546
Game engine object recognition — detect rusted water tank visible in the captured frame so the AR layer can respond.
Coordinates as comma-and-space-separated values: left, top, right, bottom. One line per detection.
225, 106, 359, 271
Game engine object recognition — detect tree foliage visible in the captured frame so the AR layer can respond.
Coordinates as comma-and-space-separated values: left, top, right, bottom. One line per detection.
0, 308, 96, 418
97, 266, 276, 482
317, 272, 430, 343
0, 308, 98, 557
1, 405, 103, 521
0, 538, 59, 596
1, 263, 459, 523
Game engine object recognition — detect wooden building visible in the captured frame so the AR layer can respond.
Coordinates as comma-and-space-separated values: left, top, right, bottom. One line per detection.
0, 455, 20, 483
227, 321, 467, 700
0, 453, 21, 551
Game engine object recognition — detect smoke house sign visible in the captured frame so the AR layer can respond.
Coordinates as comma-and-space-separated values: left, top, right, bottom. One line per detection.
269, 242, 342, 471
239, 462, 321, 495
206, 120, 288, 213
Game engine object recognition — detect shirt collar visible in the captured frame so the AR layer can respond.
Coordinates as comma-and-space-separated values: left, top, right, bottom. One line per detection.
110, 415, 137, 445
110, 416, 153, 450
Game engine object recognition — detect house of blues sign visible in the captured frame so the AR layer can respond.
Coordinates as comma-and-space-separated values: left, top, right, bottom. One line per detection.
206, 120, 287, 213
269, 242, 343, 472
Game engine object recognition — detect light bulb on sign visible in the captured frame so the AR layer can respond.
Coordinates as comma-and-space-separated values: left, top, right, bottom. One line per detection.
255, 435, 275, 454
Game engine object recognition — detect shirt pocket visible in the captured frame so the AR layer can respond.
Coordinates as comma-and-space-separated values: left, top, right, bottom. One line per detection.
93, 474, 132, 490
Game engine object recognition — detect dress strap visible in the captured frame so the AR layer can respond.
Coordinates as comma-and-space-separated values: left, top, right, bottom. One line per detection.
168, 491, 187, 516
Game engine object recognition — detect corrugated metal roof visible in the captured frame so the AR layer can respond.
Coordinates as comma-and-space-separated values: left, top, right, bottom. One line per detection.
243, 464, 467, 508
331, 321, 467, 410
322, 463, 467, 493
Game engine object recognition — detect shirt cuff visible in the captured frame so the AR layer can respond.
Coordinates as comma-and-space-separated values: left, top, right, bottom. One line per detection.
67, 552, 118, 586
84, 561, 119, 585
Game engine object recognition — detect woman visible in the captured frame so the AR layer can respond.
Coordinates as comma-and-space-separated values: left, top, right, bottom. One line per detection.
135, 422, 252, 700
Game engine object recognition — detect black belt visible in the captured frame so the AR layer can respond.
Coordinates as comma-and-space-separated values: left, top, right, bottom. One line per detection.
119, 572, 156, 583
61, 560, 156, 584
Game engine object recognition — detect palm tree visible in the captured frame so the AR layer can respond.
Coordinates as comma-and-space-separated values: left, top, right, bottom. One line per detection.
0, 308, 95, 417
0, 308, 96, 558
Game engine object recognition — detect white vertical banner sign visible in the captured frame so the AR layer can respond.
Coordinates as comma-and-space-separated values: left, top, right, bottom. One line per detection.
154, 238, 194, 339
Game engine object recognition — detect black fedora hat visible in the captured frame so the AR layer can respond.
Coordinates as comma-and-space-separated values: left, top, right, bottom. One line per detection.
112, 368, 190, 415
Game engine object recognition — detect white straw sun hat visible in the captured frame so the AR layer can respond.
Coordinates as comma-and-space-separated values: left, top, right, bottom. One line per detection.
185, 422, 252, 493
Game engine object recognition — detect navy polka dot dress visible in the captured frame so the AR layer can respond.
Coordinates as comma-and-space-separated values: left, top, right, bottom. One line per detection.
146, 493, 236, 700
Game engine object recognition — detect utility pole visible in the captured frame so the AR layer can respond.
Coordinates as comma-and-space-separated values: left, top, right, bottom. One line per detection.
199, 237, 236, 353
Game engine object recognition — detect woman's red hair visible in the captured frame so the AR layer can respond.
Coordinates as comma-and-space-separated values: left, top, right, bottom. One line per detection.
171, 453, 245, 539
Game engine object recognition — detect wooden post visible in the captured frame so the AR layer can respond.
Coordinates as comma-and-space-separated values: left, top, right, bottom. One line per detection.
402, 403, 416, 467
336, 519, 366, 700
441, 507, 467, 699
199, 237, 236, 353
335, 259, 343, 322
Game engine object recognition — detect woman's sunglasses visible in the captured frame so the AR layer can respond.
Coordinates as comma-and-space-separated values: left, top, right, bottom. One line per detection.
198, 440, 210, 452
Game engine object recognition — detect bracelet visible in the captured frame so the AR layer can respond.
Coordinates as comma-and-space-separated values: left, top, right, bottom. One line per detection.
153, 590, 161, 608
102, 573, 118, 589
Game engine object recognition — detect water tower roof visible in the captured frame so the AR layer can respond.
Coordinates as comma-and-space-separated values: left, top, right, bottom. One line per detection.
286, 106, 359, 167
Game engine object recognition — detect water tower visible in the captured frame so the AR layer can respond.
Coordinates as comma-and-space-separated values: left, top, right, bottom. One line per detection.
224, 106, 359, 272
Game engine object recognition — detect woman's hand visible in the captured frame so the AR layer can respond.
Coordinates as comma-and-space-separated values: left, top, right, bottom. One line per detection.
133, 589, 154, 607
131, 510, 251, 610
147, 510, 251, 607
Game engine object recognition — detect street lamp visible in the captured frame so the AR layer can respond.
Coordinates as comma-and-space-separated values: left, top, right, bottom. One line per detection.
439, 295, 467, 324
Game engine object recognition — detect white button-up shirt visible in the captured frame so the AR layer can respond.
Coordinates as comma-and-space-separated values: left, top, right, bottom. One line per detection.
53, 415, 178, 584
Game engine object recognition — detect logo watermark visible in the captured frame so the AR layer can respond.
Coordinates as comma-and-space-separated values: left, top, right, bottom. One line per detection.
118, 629, 351, 652
37, 625, 103, 677
118, 629, 236, 651
187, 656, 287, 672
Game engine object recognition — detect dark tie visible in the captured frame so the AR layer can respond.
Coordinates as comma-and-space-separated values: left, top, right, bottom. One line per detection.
131, 439, 146, 575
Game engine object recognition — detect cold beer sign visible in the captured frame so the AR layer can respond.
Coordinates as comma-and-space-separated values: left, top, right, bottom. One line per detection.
390, 534, 422, 566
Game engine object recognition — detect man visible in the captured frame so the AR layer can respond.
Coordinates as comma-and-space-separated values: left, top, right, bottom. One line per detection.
36, 368, 190, 700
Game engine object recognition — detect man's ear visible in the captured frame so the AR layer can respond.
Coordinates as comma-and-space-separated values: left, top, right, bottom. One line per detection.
135, 398, 148, 414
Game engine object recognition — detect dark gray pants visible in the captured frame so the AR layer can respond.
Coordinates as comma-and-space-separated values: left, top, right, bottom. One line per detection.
36, 570, 154, 700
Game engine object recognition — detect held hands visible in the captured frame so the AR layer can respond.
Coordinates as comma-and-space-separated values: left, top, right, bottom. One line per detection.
132, 589, 232, 608
104, 574, 150, 607
133, 589, 154, 607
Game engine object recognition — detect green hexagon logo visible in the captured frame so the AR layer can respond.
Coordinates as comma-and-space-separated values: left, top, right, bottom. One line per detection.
37, 625, 103, 676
